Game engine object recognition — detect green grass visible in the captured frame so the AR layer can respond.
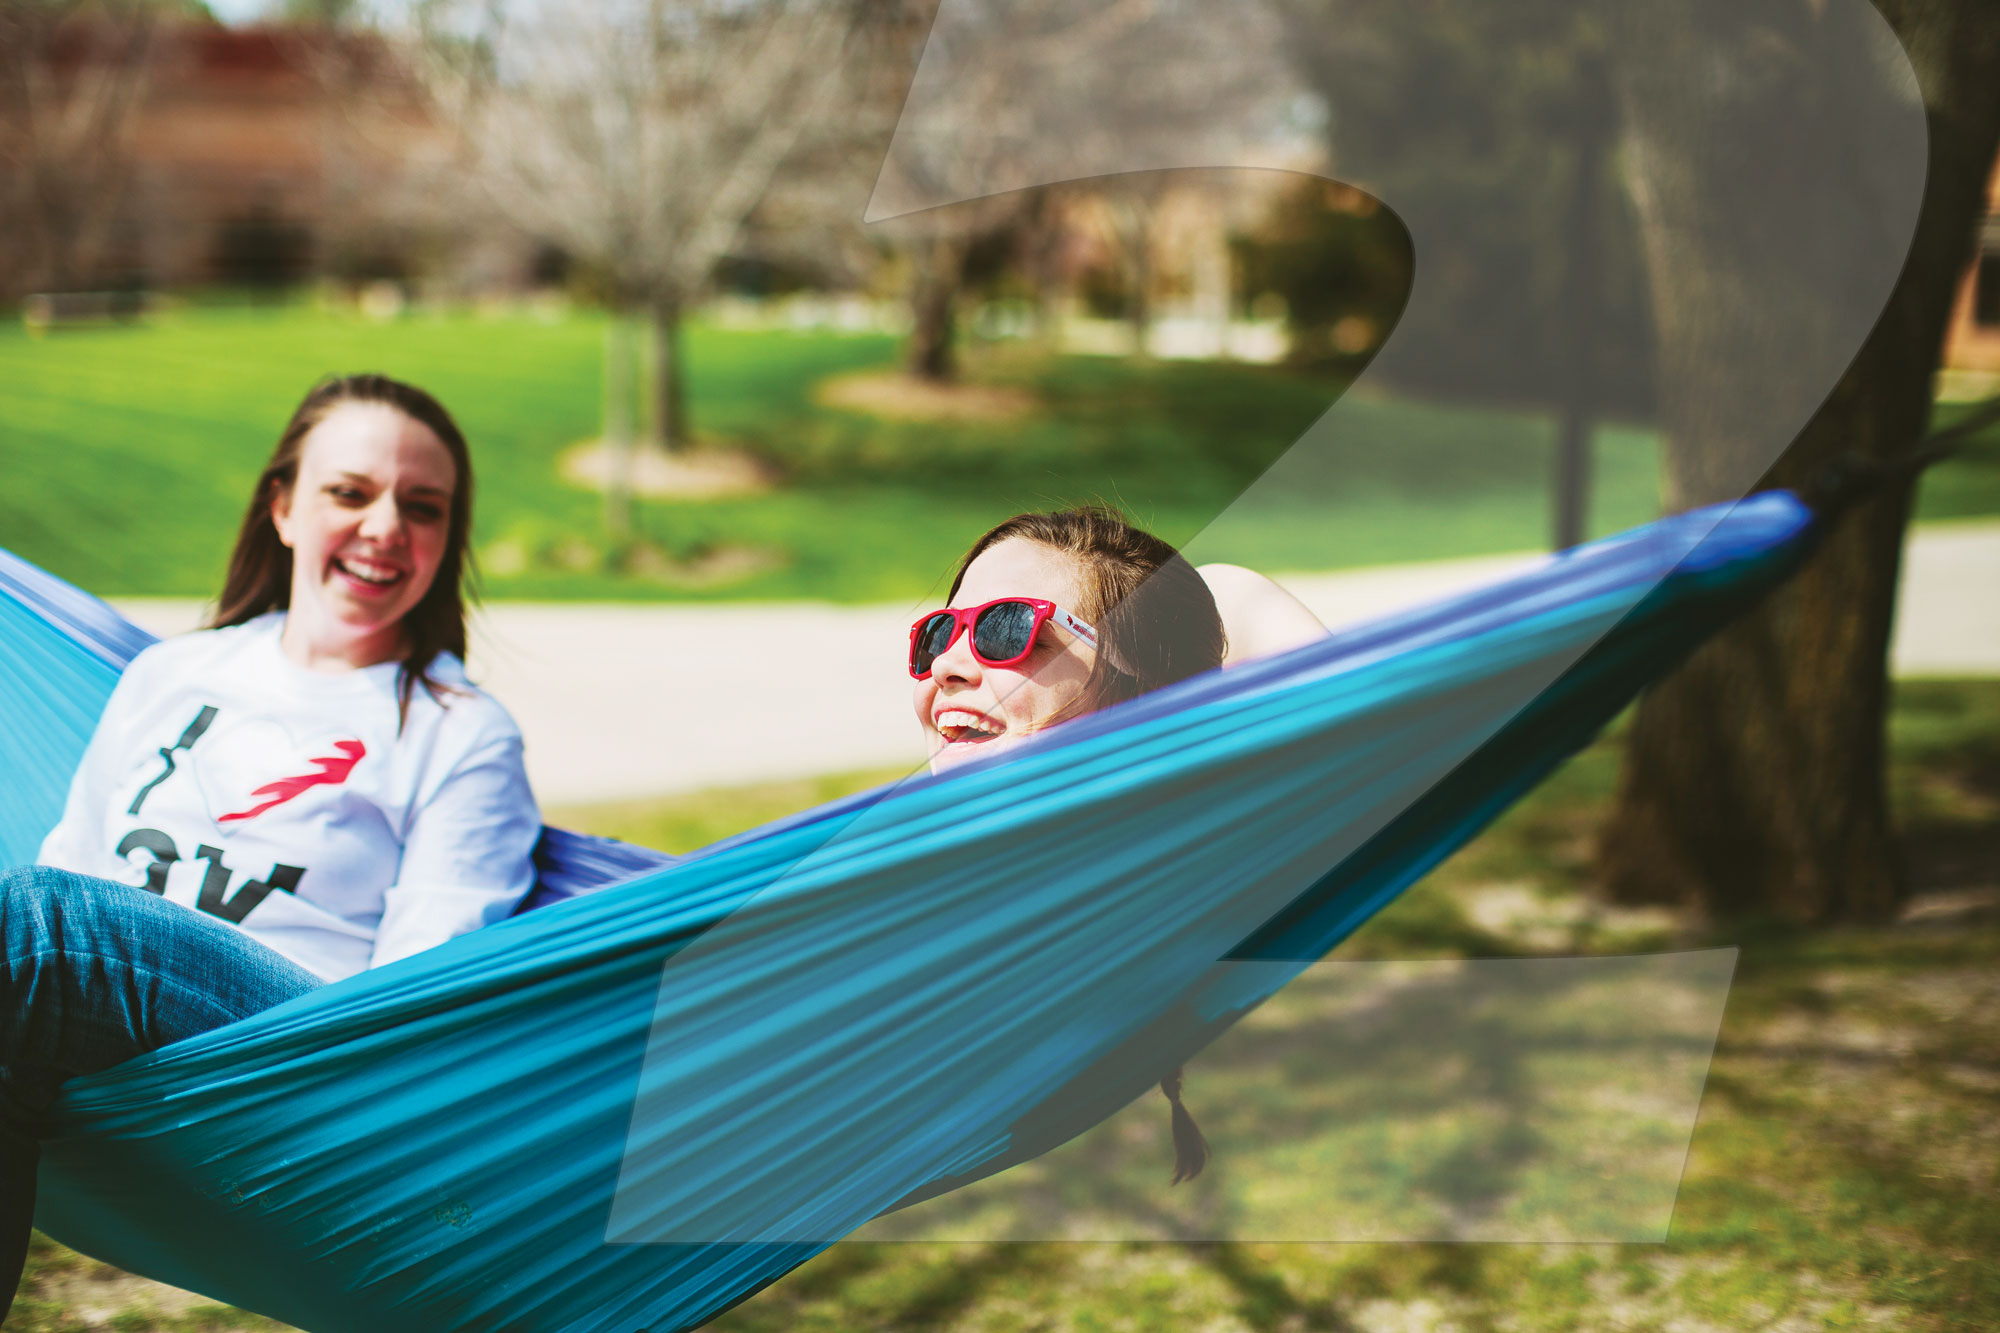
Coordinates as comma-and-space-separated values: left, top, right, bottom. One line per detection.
544, 765, 909, 854
1920, 397, 2000, 522
0, 302, 898, 600
21, 680, 2000, 1329
0, 303, 1639, 602
6, 302, 1995, 604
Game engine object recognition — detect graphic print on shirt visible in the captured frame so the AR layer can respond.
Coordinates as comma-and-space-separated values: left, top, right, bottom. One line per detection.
218, 739, 367, 822
114, 826, 179, 895
114, 710, 364, 923
126, 705, 217, 815
185, 715, 368, 833
193, 843, 307, 924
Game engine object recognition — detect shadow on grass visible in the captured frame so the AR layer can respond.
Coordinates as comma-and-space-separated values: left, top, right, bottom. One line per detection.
1186, 1242, 1362, 1332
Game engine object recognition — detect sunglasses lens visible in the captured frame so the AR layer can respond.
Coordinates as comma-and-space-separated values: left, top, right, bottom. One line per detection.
972, 600, 1037, 663
912, 612, 957, 675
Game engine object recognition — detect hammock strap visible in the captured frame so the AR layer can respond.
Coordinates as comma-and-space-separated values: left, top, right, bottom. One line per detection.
1803, 394, 2000, 517
1158, 1066, 1210, 1186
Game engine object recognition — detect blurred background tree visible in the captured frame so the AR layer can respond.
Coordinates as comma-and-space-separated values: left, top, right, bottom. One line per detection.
1594, 0, 2000, 924
1232, 178, 1412, 376
1273, 0, 1654, 551
0, 0, 175, 297
404, 0, 887, 541
1270, 0, 1996, 925
867, 0, 1300, 383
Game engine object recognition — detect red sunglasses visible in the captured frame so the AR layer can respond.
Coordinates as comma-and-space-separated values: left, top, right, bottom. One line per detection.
908, 597, 1100, 679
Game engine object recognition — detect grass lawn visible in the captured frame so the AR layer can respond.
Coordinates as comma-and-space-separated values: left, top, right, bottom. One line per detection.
17, 678, 1997, 1332
8, 301, 1993, 604
1921, 397, 2000, 522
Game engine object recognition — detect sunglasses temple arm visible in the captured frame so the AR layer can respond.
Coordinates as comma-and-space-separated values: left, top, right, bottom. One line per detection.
1050, 606, 1099, 647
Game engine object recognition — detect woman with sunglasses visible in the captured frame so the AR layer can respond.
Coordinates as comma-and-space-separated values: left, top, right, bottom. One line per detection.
912, 508, 1227, 770
911, 506, 1323, 1180
911, 508, 1325, 772
2, 374, 539, 1313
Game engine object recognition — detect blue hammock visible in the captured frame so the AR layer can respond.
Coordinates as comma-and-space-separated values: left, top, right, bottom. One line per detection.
0, 493, 1812, 1332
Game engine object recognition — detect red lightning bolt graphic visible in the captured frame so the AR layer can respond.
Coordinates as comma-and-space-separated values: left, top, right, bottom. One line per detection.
217, 740, 367, 823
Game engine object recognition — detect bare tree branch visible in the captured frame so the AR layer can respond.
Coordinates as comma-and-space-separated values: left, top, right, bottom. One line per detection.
0, 0, 161, 293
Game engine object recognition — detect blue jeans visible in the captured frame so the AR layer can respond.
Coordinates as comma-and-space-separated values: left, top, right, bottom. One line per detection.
1, 864, 322, 1305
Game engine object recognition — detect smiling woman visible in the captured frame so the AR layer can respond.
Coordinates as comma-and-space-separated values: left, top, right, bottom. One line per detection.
908, 506, 1343, 775
2, 375, 540, 1316
910, 506, 1315, 1184
912, 509, 1230, 773
212, 376, 480, 713
272, 408, 454, 661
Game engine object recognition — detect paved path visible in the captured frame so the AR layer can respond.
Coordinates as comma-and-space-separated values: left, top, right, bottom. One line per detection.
1281, 520, 2000, 675
112, 522, 1999, 805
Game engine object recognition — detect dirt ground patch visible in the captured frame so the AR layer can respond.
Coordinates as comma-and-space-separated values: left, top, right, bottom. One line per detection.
558, 441, 772, 499
813, 370, 1037, 423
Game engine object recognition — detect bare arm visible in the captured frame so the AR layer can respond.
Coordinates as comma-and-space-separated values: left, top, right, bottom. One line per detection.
1197, 564, 1329, 667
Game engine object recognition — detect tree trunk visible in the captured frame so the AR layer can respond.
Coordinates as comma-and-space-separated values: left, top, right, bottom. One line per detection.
1552, 54, 1611, 552
1026, 193, 1068, 353
646, 292, 688, 453
6, 9, 157, 293
1109, 195, 1155, 361
1597, 0, 2000, 923
1193, 197, 1233, 363
601, 310, 639, 546
908, 235, 967, 383
1127, 235, 1153, 361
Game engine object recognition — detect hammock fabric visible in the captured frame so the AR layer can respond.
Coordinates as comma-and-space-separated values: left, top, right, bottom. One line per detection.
0, 492, 1813, 1332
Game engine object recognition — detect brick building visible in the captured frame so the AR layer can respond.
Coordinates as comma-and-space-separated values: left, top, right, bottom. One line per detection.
4, 19, 485, 298
1942, 157, 2000, 374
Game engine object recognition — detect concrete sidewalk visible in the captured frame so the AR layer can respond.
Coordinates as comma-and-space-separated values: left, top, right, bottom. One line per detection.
1280, 519, 2000, 674
112, 521, 1999, 805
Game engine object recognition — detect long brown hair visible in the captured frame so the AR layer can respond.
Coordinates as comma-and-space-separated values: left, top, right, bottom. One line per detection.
947, 506, 1227, 718
946, 507, 1225, 1183
210, 374, 478, 720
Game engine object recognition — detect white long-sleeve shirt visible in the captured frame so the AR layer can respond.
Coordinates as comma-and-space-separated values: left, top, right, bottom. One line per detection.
38, 613, 541, 981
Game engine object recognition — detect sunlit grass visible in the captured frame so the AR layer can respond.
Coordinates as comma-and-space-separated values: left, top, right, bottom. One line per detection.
0, 302, 1661, 603
545, 765, 910, 855
6, 302, 1994, 606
